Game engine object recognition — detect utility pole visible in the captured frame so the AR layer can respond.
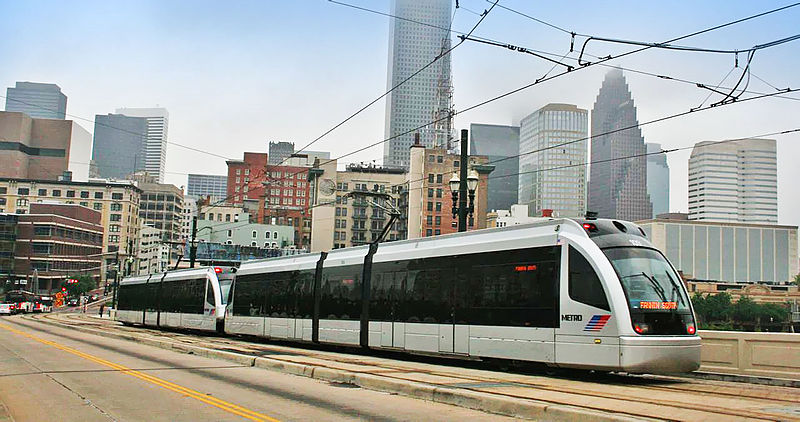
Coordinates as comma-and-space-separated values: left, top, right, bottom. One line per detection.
189, 216, 198, 268
458, 129, 468, 232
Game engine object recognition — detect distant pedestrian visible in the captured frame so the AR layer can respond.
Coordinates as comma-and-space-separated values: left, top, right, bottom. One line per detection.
99, 303, 105, 317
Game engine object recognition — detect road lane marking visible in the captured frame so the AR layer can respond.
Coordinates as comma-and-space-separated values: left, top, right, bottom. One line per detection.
0, 323, 280, 422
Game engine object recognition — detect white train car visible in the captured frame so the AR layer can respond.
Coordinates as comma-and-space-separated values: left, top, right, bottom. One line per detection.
116, 267, 231, 333
226, 218, 700, 374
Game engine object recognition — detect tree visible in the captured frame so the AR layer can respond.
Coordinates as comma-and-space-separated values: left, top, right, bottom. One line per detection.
732, 295, 760, 325
704, 292, 733, 323
794, 273, 800, 285
759, 302, 789, 324
64, 274, 96, 297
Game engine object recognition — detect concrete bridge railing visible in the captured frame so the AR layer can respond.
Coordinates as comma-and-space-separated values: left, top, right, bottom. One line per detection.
699, 330, 800, 380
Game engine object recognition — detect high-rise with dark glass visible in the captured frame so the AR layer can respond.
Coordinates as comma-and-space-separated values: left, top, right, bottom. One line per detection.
5, 82, 67, 119
589, 70, 652, 221
384, 0, 452, 169
91, 114, 148, 179
470, 123, 519, 211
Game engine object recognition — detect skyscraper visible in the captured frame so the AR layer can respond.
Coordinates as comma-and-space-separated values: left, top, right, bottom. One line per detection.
115, 108, 169, 183
688, 138, 777, 223
518, 104, 588, 218
5, 82, 67, 119
187, 174, 228, 199
646, 143, 670, 217
588, 70, 652, 221
268, 141, 294, 165
91, 114, 148, 179
384, 0, 452, 169
470, 123, 520, 211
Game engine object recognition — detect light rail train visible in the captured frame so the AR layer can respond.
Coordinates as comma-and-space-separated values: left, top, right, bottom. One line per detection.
116, 218, 701, 373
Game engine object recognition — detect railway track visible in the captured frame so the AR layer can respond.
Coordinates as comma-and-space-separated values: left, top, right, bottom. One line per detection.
32, 312, 800, 421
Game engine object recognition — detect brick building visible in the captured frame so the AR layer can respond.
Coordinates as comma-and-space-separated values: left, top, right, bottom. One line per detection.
0, 178, 141, 281
5, 203, 103, 292
226, 152, 313, 249
407, 145, 493, 238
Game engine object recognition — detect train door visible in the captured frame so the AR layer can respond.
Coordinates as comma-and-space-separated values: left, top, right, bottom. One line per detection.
373, 271, 403, 348
555, 243, 620, 369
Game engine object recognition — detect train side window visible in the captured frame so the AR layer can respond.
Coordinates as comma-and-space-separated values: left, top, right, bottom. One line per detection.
320, 265, 361, 320
454, 247, 560, 327
205, 279, 214, 306
568, 246, 610, 311
231, 274, 266, 317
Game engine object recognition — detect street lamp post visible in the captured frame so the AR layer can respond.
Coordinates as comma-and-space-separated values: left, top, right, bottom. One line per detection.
449, 130, 480, 232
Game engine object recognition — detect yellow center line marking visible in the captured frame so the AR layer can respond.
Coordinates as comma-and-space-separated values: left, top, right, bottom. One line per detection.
0, 323, 280, 422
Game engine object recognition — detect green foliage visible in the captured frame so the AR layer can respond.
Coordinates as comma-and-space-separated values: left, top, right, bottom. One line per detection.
732, 295, 759, 323
65, 274, 96, 297
794, 273, 800, 285
691, 292, 791, 331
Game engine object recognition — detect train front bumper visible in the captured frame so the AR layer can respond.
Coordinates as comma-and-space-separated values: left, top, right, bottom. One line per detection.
619, 335, 701, 374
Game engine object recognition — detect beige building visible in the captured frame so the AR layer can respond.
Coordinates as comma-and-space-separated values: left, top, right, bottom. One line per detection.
0, 111, 92, 181
198, 203, 245, 224
308, 161, 407, 252
0, 177, 141, 281
137, 180, 184, 245
407, 144, 493, 239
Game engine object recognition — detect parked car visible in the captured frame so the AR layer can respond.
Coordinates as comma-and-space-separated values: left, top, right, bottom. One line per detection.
0, 303, 15, 315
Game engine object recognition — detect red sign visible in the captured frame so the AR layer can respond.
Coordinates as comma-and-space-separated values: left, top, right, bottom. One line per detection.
514, 265, 537, 272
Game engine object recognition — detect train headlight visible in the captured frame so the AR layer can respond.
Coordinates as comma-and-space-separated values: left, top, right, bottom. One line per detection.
633, 323, 650, 334
686, 323, 696, 335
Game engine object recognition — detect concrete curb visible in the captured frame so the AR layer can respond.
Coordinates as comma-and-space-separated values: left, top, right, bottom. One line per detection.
29, 316, 642, 421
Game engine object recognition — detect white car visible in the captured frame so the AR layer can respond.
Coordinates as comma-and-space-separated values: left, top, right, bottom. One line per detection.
0, 304, 16, 315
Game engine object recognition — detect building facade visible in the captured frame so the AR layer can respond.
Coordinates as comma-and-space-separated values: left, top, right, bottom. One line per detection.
486, 204, 546, 228
407, 145, 492, 239
226, 152, 267, 203
5, 82, 67, 120
518, 104, 588, 218
115, 108, 169, 183
137, 181, 184, 245
646, 143, 670, 217
589, 69, 652, 221
383, 0, 453, 169
469, 123, 520, 211
196, 212, 295, 249
688, 138, 777, 223
91, 113, 148, 179
268, 141, 294, 165
307, 161, 407, 251
0, 111, 92, 181
186, 174, 227, 199
638, 217, 798, 283
8, 203, 103, 292
0, 178, 141, 282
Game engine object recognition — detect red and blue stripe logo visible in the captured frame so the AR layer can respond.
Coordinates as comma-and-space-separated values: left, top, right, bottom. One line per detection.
584, 315, 611, 331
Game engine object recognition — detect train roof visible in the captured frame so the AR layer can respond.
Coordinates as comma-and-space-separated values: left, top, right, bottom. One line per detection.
237, 252, 325, 275
121, 266, 215, 285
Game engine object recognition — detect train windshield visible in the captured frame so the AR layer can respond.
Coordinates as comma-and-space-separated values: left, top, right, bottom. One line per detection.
603, 247, 690, 313
219, 279, 233, 305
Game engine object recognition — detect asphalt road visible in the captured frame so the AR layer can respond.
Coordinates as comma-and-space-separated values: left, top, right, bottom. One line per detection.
0, 316, 517, 421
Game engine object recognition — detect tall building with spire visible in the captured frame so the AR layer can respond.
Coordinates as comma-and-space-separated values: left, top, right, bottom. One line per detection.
588, 70, 652, 221
384, 0, 452, 169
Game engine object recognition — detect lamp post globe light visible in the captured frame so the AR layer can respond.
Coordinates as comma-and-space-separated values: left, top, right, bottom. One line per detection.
449, 130, 479, 233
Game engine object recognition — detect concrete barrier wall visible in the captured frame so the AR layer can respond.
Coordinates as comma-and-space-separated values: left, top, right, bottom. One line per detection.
699, 330, 800, 380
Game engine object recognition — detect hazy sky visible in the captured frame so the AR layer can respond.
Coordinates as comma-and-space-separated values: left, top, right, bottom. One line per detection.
2, 0, 799, 227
